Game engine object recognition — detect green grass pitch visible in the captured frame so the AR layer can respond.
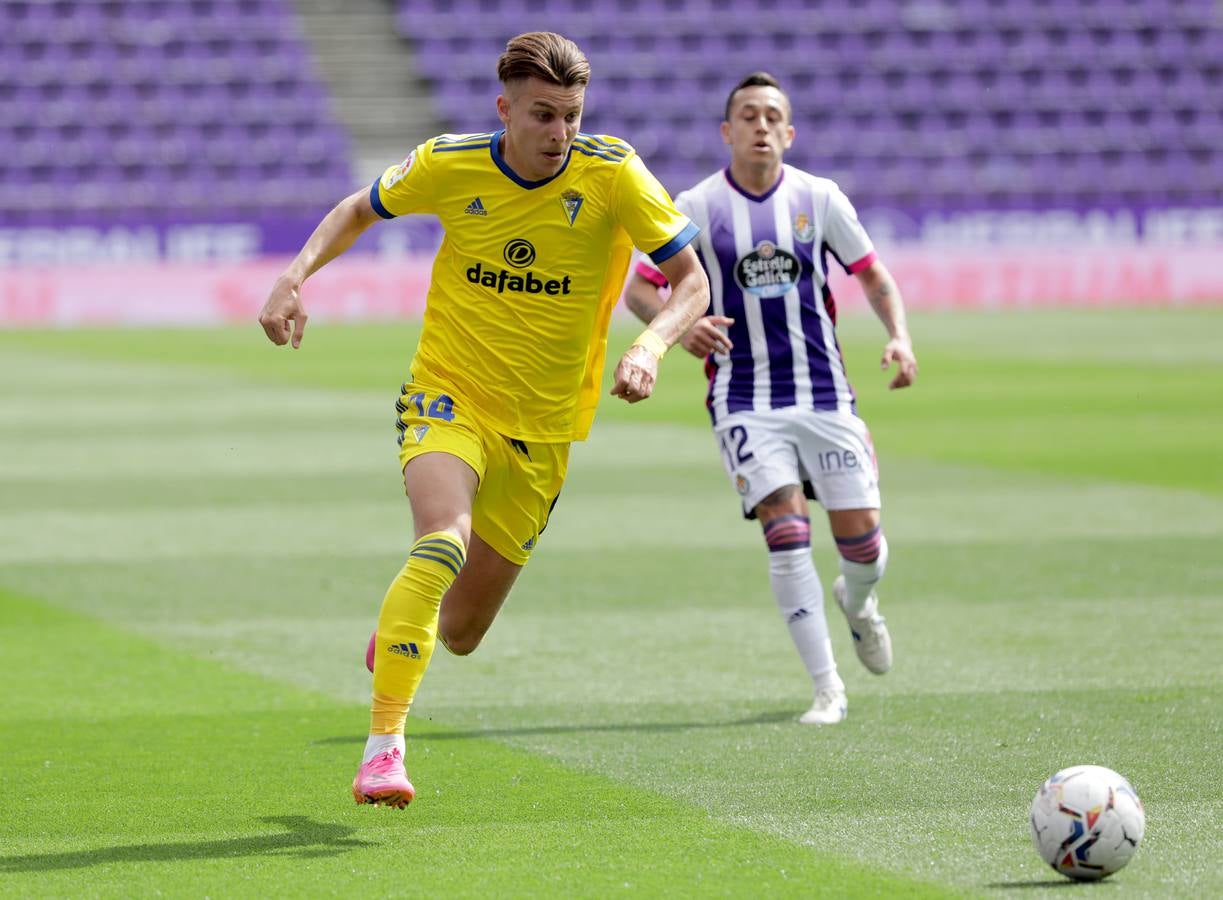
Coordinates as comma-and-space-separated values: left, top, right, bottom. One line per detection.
1, 308, 1220, 898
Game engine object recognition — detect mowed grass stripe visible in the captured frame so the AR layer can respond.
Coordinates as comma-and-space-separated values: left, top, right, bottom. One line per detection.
5, 420, 1223, 564
0, 532, 1218, 714
0, 426, 391, 481
0, 590, 957, 899
0, 473, 396, 512
4, 309, 1222, 493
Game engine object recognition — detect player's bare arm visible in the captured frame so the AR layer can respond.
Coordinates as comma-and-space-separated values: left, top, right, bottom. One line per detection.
611, 244, 711, 402
625, 271, 733, 360
854, 260, 918, 390
258, 187, 383, 348
623, 271, 664, 324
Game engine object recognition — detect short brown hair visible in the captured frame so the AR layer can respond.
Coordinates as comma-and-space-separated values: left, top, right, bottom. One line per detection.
497, 31, 591, 87
725, 71, 789, 121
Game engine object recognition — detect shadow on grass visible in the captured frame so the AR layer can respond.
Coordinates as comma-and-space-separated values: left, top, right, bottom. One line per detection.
986, 880, 1117, 890
314, 709, 794, 745
0, 816, 373, 873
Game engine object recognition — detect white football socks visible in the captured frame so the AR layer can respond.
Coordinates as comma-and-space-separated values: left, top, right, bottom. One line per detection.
769, 548, 843, 692
362, 732, 406, 764
838, 533, 889, 618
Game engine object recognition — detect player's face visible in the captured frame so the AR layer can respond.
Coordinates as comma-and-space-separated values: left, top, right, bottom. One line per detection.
497, 78, 585, 181
721, 86, 794, 168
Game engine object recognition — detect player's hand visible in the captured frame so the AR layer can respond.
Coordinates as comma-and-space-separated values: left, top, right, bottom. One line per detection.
610, 344, 660, 403
881, 336, 918, 390
258, 276, 308, 348
680, 315, 734, 358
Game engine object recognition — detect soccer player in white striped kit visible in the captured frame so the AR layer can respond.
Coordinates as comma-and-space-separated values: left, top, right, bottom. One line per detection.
626, 72, 918, 724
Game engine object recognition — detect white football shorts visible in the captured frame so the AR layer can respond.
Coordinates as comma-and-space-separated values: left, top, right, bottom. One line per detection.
713, 407, 881, 518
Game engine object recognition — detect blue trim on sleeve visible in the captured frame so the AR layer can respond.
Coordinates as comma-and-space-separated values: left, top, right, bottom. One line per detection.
369, 178, 395, 219
648, 220, 700, 264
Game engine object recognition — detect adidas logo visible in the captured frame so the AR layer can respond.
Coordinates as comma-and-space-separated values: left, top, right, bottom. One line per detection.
464, 197, 488, 216
388, 642, 421, 659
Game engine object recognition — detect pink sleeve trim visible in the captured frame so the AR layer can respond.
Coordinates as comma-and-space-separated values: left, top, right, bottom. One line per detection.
846, 250, 878, 274
636, 260, 669, 287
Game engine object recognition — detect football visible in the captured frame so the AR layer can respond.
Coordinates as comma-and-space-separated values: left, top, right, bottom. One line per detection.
1029, 765, 1145, 880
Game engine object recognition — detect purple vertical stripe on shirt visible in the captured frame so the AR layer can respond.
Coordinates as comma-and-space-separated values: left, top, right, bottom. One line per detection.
795, 271, 840, 410
747, 193, 797, 409
710, 211, 755, 417
785, 190, 838, 410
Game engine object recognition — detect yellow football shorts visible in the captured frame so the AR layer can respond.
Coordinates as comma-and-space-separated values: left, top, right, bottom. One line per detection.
395, 378, 568, 566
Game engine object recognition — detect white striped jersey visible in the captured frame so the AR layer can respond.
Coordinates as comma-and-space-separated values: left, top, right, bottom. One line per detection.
636, 165, 877, 425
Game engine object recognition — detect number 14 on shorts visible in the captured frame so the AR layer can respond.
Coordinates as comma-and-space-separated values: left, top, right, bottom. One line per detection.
401, 390, 456, 422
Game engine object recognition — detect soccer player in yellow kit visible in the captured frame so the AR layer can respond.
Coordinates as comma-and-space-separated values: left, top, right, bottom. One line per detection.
257, 32, 710, 808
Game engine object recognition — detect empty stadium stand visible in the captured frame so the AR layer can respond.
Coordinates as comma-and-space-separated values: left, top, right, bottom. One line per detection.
0, 0, 355, 225
1, 0, 1219, 235
396, 0, 1223, 212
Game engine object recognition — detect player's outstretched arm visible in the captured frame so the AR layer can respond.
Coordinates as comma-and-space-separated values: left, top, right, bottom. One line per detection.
624, 270, 732, 360
854, 260, 918, 390
258, 187, 383, 348
611, 245, 712, 402
647, 244, 712, 347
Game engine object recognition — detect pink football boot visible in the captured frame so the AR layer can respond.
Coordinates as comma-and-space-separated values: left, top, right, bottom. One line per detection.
352, 748, 415, 808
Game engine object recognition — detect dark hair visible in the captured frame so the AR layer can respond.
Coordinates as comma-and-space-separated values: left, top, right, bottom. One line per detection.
497, 31, 591, 87
724, 71, 789, 121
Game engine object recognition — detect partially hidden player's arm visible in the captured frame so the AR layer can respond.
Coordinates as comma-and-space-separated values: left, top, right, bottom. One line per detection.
623, 270, 665, 325
258, 187, 383, 348
611, 244, 712, 403
623, 259, 733, 361
854, 259, 918, 390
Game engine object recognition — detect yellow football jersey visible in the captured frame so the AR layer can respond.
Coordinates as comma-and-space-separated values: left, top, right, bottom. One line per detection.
371, 130, 697, 442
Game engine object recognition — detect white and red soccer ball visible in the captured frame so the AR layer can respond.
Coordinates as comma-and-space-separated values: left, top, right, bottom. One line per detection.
1030, 765, 1145, 880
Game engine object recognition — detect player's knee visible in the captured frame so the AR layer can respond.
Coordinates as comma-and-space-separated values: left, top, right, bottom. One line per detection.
438, 622, 486, 656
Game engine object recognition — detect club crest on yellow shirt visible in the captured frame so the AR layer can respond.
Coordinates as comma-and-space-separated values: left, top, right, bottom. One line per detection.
560, 189, 584, 226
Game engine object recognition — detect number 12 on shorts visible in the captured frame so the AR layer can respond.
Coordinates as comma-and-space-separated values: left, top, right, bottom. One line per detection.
719, 424, 754, 470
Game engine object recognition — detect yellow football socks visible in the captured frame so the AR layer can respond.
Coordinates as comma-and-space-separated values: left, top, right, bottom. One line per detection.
370, 531, 466, 734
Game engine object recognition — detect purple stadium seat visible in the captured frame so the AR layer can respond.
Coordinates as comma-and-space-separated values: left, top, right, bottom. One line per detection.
0, 0, 354, 222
